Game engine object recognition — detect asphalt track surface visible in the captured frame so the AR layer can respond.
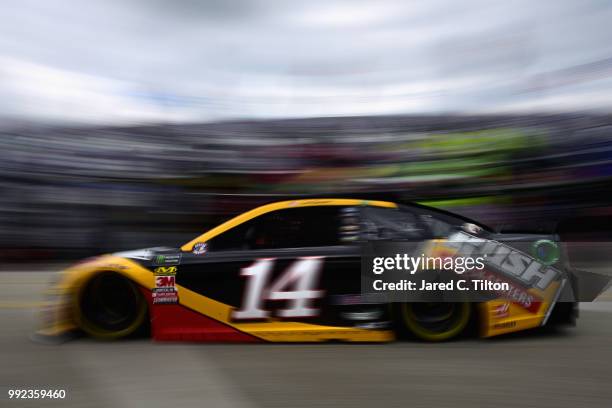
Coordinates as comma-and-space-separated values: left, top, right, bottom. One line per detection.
1, 267, 612, 408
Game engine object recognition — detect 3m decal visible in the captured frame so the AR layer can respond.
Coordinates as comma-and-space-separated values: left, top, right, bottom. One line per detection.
153, 271, 178, 304
156, 275, 176, 288
232, 257, 324, 320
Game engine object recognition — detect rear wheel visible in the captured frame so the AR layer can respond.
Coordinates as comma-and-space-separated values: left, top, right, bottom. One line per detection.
76, 272, 148, 340
395, 302, 471, 341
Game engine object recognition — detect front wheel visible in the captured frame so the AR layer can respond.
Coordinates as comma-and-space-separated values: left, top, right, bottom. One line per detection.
394, 302, 471, 341
75, 272, 148, 340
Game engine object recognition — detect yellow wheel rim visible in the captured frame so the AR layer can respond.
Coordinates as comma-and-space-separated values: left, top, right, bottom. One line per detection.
74, 273, 147, 340
401, 302, 471, 341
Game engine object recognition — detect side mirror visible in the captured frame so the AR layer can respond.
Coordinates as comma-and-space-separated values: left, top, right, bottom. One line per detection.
461, 223, 483, 235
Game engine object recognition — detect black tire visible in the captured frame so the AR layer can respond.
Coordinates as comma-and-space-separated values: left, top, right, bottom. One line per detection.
75, 272, 148, 340
394, 302, 471, 341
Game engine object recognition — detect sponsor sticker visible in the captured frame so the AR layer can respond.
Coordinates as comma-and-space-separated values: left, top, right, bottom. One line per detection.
530, 239, 560, 265
493, 321, 517, 329
492, 303, 510, 318
154, 266, 177, 275
193, 242, 208, 255
155, 275, 176, 288
153, 253, 182, 266
153, 266, 179, 304
152, 289, 178, 304
446, 231, 562, 291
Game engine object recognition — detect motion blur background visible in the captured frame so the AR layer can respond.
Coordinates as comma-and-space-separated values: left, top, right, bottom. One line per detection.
1, 0, 612, 261
2, 3, 612, 408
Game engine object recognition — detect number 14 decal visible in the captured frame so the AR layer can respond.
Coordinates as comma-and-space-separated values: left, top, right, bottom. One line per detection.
232, 257, 324, 320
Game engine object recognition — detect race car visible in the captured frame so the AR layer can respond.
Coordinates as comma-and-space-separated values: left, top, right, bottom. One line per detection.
36, 197, 584, 343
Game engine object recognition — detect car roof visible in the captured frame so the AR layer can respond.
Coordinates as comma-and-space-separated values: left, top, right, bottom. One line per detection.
180, 194, 491, 252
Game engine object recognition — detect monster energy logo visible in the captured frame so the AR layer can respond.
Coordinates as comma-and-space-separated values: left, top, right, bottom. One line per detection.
153, 253, 182, 266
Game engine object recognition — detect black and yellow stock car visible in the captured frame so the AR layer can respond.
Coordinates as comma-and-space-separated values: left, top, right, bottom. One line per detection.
37, 198, 579, 343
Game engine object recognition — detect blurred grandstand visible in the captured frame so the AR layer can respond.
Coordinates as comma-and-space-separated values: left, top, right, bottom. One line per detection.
1, 113, 611, 261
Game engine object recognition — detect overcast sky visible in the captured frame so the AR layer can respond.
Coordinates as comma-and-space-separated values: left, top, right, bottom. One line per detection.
1, 0, 612, 124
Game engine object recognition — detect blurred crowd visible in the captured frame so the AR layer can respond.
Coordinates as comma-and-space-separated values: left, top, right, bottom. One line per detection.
1, 113, 612, 260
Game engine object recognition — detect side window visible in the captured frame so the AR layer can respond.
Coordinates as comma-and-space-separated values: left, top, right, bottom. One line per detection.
251, 206, 342, 249
207, 220, 256, 251
207, 206, 351, 251
361, 207, 429, 240
417, 213, 455, 238
409, 205, 486, 238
